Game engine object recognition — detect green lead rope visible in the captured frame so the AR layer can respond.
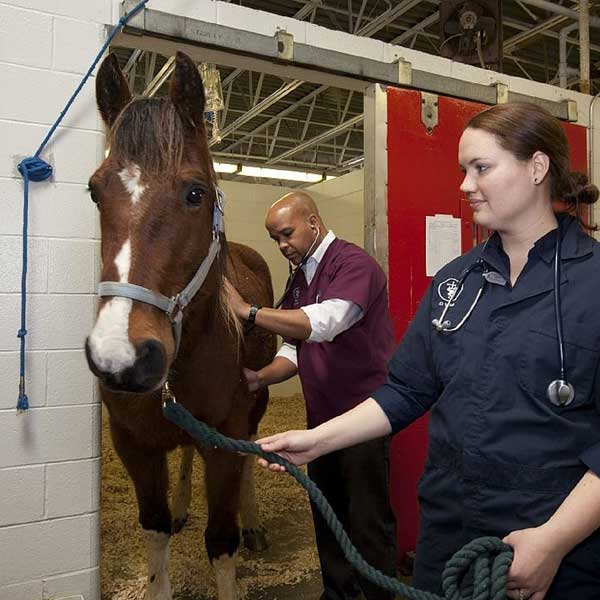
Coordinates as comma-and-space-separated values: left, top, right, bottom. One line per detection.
162, 400, 513, 600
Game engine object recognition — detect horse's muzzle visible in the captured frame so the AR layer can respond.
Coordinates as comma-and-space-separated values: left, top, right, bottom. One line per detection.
85, 338, 167, 394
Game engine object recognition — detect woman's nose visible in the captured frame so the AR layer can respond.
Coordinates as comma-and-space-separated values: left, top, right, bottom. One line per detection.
460, 173, 476, 194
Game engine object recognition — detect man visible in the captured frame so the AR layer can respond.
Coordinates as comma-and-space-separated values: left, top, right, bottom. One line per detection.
225, 191, 397, 600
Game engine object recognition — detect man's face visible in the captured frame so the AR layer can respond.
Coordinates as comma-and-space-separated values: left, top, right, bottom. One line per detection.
266, 207, 318, 265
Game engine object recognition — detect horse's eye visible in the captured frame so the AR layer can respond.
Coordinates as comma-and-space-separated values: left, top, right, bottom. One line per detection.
87, 187, 100, 207
186, 185, 206, 205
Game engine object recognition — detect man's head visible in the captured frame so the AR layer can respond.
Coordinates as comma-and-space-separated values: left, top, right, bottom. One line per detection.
266, 191, 325, 265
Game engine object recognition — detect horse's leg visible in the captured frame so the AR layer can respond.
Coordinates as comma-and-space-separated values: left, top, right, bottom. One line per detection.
109, 417, 173, 600
171, 444, 194, 533
240, 387, 269, 551
203, 444, 244, 600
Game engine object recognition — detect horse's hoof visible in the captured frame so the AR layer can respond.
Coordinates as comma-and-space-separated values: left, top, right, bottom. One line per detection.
172, 515, 188, 534
242, 527, 268, 552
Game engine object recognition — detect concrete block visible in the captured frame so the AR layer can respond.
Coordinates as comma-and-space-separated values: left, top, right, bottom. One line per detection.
0, 351, 47, 410
217, 2, 306, 43
93, 241, 101, 287
6, 0, 112, 24
0, 236, 48, 294
0, 179, 98, 239
0, 121, 104, 184
151, 0, 217, 22
0, 515, 94, 586
53, 18, 104, 75
0, 465, 45, 526
47, 350, 95, 407
48, 239, 96, 293
0, 405, 97, 468
43, 567, 100, 600
0, 63, 99, 131
306, 24, 384, 62
0, 5, 52, 69
0, 578, 42, 600
45, 458, 100, 518
0, 294, 95, 352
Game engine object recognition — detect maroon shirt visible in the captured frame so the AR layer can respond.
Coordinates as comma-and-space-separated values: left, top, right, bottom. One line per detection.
283, 238, 395, 427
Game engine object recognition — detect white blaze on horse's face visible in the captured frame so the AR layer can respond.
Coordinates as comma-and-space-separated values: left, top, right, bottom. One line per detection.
119, 163, 146, 204
88, 239, 136, 375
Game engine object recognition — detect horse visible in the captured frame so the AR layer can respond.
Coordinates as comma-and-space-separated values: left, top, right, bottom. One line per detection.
85, 51, 276, 600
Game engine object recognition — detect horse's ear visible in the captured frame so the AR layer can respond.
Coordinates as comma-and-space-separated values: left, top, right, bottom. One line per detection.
169, 52, 205, 130
96, 53, 132, 128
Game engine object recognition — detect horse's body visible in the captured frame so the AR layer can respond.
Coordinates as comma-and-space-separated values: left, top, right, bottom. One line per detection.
86, 52, 275, 600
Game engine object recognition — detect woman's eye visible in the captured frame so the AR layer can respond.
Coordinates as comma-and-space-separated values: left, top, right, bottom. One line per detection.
186, 186, 206, 205
476, 164, 489, 173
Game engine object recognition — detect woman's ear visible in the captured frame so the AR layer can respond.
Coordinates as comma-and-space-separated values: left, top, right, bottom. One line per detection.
532, 151, 550, 185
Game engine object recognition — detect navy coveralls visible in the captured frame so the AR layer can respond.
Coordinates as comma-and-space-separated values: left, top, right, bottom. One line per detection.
373, 215, 600, 597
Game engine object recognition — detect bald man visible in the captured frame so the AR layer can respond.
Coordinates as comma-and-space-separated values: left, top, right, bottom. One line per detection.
226, 191, 397, 600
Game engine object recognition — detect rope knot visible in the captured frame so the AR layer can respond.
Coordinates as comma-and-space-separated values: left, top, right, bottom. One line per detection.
17, 157, 53, 182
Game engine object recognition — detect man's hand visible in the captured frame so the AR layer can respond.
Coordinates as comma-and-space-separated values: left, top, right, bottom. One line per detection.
224, 277, 250, 320
244, 368, 263, 392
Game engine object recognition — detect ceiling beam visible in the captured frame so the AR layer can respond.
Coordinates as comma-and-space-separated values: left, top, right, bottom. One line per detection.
266, 114, 363, 165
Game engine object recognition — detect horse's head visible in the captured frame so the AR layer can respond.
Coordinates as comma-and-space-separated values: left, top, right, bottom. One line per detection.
86, 52, 224, 394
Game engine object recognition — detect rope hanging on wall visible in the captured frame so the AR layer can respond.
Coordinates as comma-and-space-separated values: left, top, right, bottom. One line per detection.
14, 0, 150, 411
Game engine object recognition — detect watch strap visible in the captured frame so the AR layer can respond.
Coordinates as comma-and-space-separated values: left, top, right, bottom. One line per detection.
247, 304, 261, 324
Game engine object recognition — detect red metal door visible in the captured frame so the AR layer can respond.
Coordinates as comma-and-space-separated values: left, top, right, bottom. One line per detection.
385, 87, 588, 559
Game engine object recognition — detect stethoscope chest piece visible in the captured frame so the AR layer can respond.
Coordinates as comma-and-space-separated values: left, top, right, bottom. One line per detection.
547, 379, 575, 407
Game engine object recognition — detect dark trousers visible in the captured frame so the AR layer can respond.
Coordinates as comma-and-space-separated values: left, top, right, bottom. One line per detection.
307, 436, 397, 600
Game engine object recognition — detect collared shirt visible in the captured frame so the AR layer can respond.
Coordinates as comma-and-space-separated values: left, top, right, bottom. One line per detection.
276, 230, 364, 366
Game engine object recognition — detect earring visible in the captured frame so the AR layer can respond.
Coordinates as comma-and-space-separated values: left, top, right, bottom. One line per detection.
534, 178, 538, 184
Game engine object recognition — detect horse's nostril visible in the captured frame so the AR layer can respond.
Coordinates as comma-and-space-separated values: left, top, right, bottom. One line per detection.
135, 339, 167, 384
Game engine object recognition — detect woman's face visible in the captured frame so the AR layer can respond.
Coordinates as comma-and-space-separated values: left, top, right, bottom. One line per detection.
458, 127, 544, 233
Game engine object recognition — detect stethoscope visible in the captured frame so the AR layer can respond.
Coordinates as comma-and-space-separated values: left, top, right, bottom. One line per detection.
432, 227, 575, 407
273, 226, 321, 309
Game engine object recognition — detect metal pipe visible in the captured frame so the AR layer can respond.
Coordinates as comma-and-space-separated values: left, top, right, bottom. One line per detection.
580, 0, 591, 94
519, 0, 600, 28
559, 22, 579, 88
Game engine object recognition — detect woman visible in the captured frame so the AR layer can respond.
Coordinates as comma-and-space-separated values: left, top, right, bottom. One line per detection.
256, 102, 600, 600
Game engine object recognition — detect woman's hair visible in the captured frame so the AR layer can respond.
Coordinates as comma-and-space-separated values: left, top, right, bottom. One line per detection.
466, 102, 598, 220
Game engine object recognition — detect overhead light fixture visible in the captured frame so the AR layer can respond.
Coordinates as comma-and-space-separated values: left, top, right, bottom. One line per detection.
212, 162, 336, 183
213, 161, 240, 174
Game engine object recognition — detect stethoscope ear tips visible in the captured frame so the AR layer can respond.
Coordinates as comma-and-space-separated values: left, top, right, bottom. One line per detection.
547, 379, 575, 407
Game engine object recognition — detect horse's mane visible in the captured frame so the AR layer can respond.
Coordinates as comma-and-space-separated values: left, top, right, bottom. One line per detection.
110, 97, 244, 346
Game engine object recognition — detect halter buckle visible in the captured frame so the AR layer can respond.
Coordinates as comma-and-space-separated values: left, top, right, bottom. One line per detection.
166, 294, 183, 322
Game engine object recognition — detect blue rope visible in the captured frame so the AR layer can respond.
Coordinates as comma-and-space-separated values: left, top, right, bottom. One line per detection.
14, 0, 150, 411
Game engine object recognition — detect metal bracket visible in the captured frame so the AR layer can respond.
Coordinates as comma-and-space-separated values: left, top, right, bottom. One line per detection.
421, 92, 439, 133
121, 0, 145, 29
396, 58, 413, 86
565, 99, 578, 122
495, 82, 509, 104
275, 29, 294, 60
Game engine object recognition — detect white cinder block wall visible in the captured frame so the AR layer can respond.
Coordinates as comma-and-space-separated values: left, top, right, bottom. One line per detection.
0, 1, 116, 599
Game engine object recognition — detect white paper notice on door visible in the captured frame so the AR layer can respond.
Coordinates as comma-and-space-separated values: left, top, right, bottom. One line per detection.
425, 214, 462, 277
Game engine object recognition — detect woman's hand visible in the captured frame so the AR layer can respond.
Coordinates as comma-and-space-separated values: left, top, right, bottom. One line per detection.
503, 524, 566, 600
255, 429, 322, 472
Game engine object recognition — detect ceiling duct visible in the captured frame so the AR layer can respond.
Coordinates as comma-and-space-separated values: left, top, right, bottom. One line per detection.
439, 0, 503, 70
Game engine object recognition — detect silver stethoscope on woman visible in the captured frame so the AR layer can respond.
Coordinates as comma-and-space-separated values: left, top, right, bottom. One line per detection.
431, 227, 575, 407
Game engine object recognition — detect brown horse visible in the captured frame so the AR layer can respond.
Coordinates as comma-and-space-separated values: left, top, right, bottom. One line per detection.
85, 51, 276, 600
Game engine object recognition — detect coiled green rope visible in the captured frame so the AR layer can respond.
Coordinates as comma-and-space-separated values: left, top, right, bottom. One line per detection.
162, 400, 513, 600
